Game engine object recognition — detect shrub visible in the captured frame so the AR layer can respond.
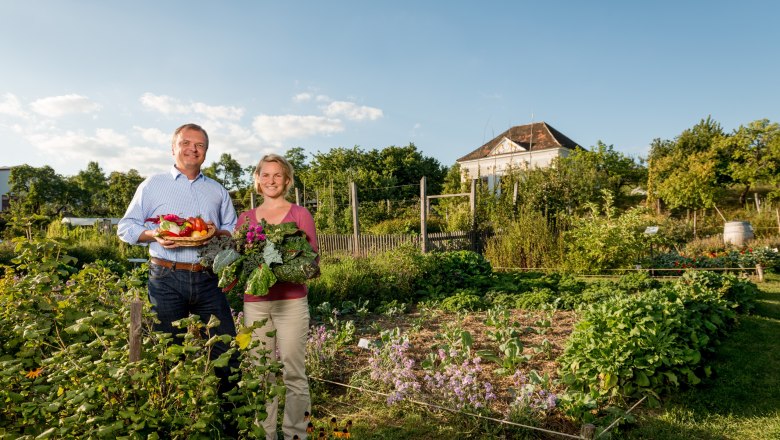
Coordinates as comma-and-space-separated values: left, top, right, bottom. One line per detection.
417, 250, 493, 295
484, 208, 564, 270
558, 272, 753, 408
563, 192, 660, 273
0, 238, 280, 438
438, 289, 486, 312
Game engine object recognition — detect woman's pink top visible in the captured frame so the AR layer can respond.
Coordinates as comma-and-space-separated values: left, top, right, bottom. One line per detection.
236, 204, 319, 302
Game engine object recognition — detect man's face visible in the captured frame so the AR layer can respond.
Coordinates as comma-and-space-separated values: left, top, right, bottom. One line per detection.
172, 128, 207, 171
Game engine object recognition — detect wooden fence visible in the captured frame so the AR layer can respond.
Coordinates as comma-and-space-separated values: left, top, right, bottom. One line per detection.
317, 230, 488, 256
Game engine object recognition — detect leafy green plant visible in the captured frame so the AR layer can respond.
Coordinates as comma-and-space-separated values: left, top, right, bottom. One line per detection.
557, 272, 754, 410
438, 289, 486, 312
0, 237, 281, 438
564, 191, 661, 273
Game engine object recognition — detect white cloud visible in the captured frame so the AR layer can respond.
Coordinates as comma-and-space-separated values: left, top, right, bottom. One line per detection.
133, 126, 171, 146
315, 95, 331, 102
140, 93, 190, 115
0, 93, 29, 118
192, 102, 244, 121
29, 94, 101, 118
140, 93, 244, 121
252, 114, 344, 145
94, 128, 129, 147
323, 101, 383, 121
25, 128, 171, 175
293, 93, 312, 103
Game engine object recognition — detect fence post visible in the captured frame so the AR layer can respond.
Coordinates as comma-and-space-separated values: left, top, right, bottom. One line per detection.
470, 179, 477, 251
250, 192, 256, 209
129, 298, 143, 362
756, 264, 765, 283
580, 423, 596, 439
295, 187, 301, 206
99, 218, 112, 235
776, 208, 780, 234
420, 176, 428, 253
350, 181, 360, 256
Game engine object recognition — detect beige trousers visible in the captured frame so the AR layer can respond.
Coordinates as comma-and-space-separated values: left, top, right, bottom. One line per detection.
244, 297, 311, 440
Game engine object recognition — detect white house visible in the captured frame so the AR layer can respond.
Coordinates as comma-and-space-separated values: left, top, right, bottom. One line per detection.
456, 122, 581, 187
0, 166, 10, 211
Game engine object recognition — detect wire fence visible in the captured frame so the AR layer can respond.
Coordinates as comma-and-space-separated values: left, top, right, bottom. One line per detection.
309, 376, 645, 439
494, 265, 766, 281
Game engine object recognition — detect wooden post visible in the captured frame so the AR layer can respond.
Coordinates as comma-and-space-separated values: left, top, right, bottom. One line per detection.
420, 176, 428, 253
776, 208, 780, 234
513, 181, 519, 206
756, 264, 765, 283
295, 187, 301, 206
129, 299, 143, 362
714, 204, 728, 223
693, 210, 697, 239
470, 179, 477, 228
580, 423, 596, 439
470, 178, 477, 252
350, 182, 360, 256
250, 192, 256, 209
755, 193, 761, 213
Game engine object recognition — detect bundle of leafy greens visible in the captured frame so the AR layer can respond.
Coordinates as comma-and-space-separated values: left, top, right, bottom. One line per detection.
198, 220, 319, 310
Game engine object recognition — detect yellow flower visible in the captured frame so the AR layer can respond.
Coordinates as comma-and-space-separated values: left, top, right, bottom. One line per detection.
24, 367, 43, 379
236, 332, 252, 350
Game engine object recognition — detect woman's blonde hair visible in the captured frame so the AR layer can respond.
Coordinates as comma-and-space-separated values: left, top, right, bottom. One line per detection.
254, 153, 295, 196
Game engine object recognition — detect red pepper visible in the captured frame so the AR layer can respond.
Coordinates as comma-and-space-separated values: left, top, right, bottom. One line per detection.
157, 230, 180, 237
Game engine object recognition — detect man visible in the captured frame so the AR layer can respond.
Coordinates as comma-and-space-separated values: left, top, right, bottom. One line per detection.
117, 123, 239, 435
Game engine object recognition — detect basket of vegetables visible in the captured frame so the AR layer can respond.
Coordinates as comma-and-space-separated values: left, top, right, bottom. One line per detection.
145, 214, 215, 247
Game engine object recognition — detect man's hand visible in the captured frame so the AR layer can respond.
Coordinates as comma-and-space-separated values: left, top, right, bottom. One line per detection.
154, 234, 180, 249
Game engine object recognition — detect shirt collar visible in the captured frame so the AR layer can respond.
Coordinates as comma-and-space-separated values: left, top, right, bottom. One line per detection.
169, 165, 204, 181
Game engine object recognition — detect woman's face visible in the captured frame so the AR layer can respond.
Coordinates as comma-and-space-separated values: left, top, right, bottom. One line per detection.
257, 161, 289, 199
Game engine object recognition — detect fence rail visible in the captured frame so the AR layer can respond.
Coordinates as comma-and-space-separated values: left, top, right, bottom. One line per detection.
317, 230, 487, 256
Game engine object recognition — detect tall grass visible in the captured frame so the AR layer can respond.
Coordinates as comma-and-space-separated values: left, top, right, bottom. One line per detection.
483, 208, 565, 270
44, 220, 147, 269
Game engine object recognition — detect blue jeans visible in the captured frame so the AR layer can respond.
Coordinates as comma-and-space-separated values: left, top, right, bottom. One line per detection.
147, 263, 239, 373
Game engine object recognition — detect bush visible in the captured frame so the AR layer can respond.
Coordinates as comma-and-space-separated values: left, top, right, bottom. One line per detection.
558, 272, 754, 409
484, 208, 564, 270
563, 192, 660, 273
438, 289, 486, 312
416, 250, 493, 295
0, 238, 279, 438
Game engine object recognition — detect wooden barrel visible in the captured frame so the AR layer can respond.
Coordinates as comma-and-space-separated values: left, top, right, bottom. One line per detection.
723, 221, 754, 246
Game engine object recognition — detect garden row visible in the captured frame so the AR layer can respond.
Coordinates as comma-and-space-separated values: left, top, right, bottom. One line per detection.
0, 238, 760, 438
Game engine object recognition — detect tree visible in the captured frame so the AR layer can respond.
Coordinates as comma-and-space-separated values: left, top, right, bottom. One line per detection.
106, 169, 145, 217
558, 141, 647, 208
297, 144, 447, 233
647, 117, 727, 212
70, 161, 109, 216
8, 165, 70, 216
718, 119, 780, 205
202, 153, 246, 191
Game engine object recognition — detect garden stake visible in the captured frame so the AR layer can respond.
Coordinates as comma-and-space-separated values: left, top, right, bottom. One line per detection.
595, 396, 647, 438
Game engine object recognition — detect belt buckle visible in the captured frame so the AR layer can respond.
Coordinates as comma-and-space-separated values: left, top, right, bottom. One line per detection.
171, 261, 177, 270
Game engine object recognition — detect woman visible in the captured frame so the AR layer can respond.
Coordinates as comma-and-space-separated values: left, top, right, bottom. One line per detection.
237, 153, 317, 440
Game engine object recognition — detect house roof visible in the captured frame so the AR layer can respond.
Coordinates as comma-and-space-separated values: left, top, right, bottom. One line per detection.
456, 122, 581, 162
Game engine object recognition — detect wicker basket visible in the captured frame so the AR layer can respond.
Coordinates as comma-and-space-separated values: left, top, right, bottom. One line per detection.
164, 224, 216, 247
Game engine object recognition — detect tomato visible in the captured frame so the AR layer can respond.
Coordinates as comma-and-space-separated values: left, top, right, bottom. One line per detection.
193, 217, 207, 232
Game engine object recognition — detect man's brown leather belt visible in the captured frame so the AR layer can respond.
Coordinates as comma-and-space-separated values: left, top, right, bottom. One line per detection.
150, 257, 208, 272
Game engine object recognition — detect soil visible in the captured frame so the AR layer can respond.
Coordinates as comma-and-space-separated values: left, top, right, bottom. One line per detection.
312, 305, 582, 437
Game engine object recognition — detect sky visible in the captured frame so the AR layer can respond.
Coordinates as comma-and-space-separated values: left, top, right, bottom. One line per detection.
1, 1, 778, 178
